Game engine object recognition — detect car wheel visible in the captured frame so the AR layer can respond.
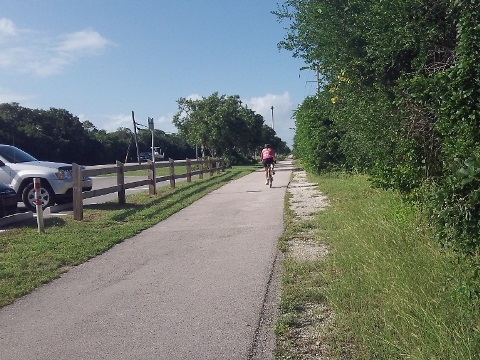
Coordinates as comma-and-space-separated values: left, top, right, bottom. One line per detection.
21, 181, 55, 212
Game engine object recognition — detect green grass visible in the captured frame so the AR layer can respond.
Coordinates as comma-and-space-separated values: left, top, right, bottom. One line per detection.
0, 165, 256, 307
276, 172, 480, 359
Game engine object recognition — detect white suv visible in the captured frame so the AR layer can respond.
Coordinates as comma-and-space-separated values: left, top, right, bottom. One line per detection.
0, 144, 93, 211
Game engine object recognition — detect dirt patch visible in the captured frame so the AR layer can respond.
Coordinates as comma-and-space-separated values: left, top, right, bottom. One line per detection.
288, 171, 329, 221
287, 170, 330, 263
285, 303, 336, 360
290, 237, 329, 263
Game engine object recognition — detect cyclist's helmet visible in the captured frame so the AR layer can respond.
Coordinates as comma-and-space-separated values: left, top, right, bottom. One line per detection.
265, 143, 271, 148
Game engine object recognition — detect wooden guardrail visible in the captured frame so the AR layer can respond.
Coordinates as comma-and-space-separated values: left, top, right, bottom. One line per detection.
72, 158, 225, 221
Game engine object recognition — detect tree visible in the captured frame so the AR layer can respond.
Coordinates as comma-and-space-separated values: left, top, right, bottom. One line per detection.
173, 92, 271, 163
293, 95, 343, 172
276, 0, 480, 294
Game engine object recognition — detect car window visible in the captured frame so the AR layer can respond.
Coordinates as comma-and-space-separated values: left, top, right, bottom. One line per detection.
0, 145, 37, 163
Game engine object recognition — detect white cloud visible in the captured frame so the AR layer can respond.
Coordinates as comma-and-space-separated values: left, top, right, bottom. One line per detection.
77, 113, 88, 122
0, 19, 112, 77
247, 91, 292, 126
57, 28, 111, 54
186, 93, 202, 101
245, 92, 295, 147
0, 87, 36, 104
98, 114, 132, 132
0, 18, 17, 37
156, 113, 178, 133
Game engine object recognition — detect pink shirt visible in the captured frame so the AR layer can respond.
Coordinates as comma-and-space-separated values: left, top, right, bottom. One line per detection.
261, 148, 275, 160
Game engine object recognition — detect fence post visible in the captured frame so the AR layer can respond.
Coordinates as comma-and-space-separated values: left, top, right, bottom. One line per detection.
186, 158, 192, 182
72, 163, 83, 220
199, 158, 204, 179
169, 158, 176, 188
117, 161, 126, 204
33, 178, 45, 233
209, 158, 214, 177
216, 159, 220, 174
148, 160, 156, 195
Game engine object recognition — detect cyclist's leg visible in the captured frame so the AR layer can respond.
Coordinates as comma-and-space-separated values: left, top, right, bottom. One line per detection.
262, 160, 269, 184
267, 159, 274, 184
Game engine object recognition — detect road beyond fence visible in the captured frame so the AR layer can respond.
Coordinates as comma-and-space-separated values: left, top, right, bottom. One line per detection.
0, 159, 294, 360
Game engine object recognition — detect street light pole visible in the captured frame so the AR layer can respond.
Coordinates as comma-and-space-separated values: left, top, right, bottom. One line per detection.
271, 106, 274, 130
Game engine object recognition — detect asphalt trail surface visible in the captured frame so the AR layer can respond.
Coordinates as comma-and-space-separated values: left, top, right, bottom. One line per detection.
0, 160, 293, 360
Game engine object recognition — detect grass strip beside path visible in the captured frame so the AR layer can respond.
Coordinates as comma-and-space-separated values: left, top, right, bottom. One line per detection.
0, 166, 256, 307
277, 172, 480, 359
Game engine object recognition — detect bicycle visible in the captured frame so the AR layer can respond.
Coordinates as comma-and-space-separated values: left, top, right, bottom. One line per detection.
267, 163, 274, 188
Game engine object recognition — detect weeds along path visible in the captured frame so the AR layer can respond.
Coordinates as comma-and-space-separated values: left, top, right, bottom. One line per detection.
278, 169, 335, 359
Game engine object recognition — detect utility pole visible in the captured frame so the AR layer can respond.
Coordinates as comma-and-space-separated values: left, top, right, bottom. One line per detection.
271, 106, 275, 131
132, 111, 140, 164
148, 117, 156, 195
148, 117, 155, 163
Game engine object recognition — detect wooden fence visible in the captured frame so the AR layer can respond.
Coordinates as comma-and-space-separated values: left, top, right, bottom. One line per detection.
72, 158, 225, 221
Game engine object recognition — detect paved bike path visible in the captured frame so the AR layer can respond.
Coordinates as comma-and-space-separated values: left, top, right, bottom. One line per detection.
0, 160, 293, 360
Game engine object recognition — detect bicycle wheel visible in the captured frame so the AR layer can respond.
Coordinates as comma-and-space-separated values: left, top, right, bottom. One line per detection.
269, 166, 273, 188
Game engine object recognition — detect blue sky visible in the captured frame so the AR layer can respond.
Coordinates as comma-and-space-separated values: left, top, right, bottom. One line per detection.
0, 1, 318, 147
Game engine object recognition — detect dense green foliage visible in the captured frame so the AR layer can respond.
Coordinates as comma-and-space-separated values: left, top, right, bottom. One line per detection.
172, 92, 289, 164
276, 0, 480, 294
1, 93, 291, 167
293, 95, 343, 172
0, 103, 194, 165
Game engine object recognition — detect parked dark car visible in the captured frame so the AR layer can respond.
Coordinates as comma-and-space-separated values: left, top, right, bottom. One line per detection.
139, 152, 151, 162
0, 182, 17, 218
139, 147, 165, 162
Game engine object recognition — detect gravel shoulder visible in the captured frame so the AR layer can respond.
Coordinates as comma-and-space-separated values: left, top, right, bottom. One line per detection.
283, 168, 336, 359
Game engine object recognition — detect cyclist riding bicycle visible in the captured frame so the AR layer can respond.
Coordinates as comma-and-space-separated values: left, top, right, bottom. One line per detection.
261, 143, 276, 185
